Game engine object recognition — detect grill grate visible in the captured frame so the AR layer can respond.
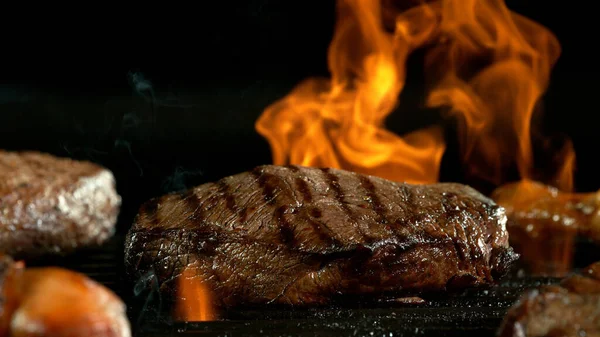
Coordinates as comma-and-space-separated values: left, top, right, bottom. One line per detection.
25, 235, 127, 295
27, 234, 599, 337
131, 275, 559, 337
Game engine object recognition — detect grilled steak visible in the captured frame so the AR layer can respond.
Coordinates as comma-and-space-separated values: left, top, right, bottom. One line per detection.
0, 255, 131, 337
125, 165, 517, 307
0, 150, 121, 258
498, 261, 600, 337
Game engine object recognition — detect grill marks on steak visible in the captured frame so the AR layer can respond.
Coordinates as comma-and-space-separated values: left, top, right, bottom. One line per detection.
0, 150, 121, 258
125, 165, 517, 307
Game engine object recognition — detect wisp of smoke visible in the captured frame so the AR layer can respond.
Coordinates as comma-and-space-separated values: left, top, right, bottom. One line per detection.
114, 139, 143, 176
127, 71, 198, 109
129, 71, 155, 103
133, 269, 166, 327
161, 166, 205, 193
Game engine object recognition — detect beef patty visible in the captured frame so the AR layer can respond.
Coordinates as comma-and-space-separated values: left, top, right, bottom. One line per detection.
0, 150, 121, 258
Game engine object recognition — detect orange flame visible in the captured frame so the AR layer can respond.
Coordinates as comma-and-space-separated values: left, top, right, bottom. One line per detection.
256, 0, 571, 189
174, 266, 216, 322
424, 0, 567, 190
256, 0, 444, 184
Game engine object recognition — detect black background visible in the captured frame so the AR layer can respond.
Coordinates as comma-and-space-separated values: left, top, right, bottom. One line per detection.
0, 1, 597, 232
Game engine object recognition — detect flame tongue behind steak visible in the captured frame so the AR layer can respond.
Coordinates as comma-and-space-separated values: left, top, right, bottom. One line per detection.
255, 0, 572, 278
255, 0, 565, 189
254, 0, 577, 282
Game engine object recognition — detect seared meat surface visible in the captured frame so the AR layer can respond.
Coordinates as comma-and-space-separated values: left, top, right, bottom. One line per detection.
498, 261, 600, 337
125, 165, 517, 307
0, 255, 130, 337
492, 180, 600, 276
492, 180, 600, 240
0, 150, 121, 258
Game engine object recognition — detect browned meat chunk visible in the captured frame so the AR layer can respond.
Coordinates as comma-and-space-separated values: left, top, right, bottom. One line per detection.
0, 150, 121, 258
125, 165, 517, 308
492, 180, 600, 276
498, 261, 600, 337
0, 255, 130, 337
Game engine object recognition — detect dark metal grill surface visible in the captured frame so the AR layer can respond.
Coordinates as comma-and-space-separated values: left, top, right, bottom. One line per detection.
28, 234, 600, 337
